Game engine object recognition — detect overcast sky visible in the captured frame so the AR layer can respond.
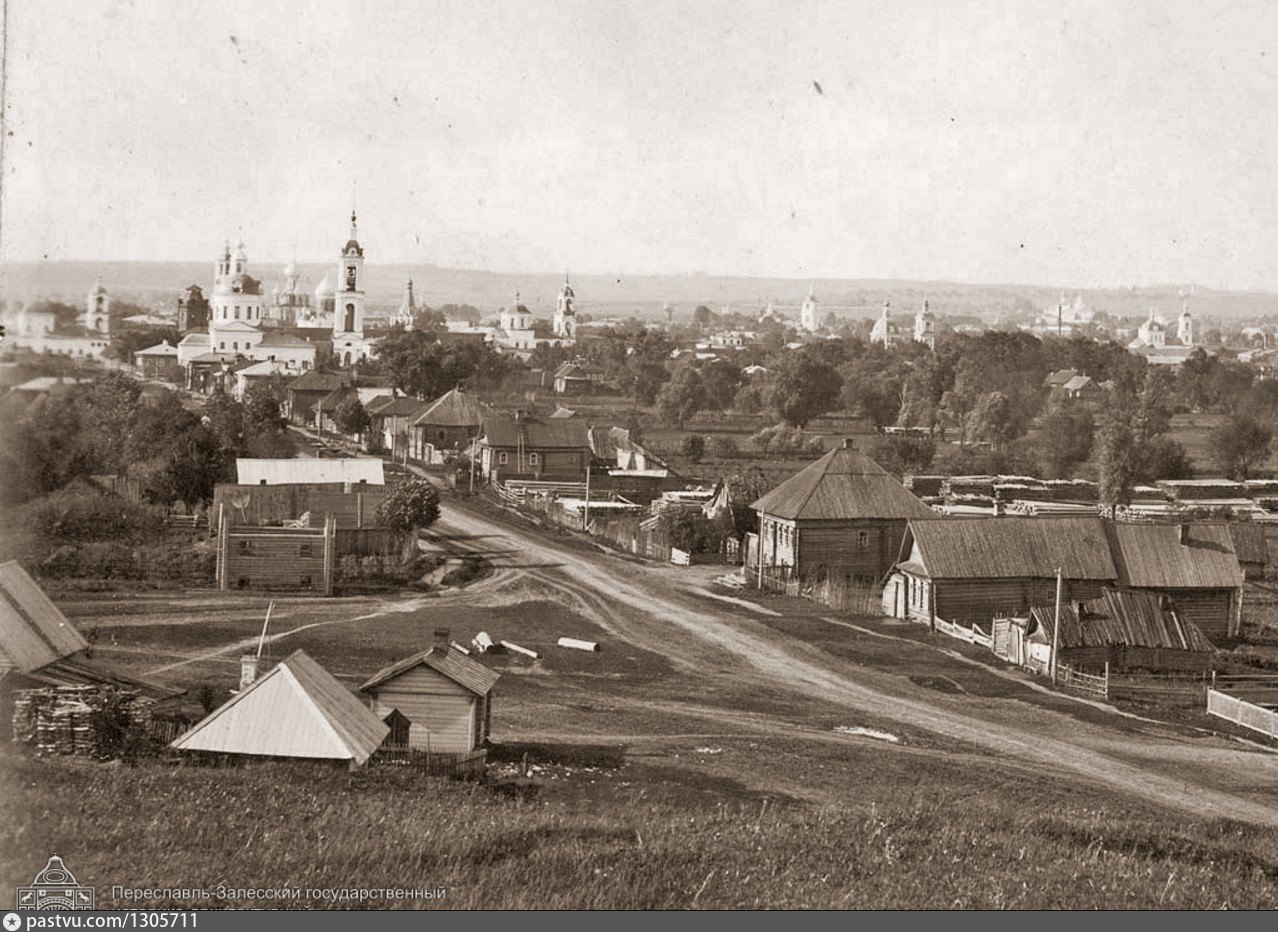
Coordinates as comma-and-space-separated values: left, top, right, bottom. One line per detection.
3, 1, 1277, 289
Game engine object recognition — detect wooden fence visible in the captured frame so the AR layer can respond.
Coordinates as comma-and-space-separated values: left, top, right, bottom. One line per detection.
757, 569, 883, 615
1107, 672, 1212, 706
933, 618, 993, 649
372, 748, 488, 780
1207, 689, 1278, 740
1057, 663, 1110, 700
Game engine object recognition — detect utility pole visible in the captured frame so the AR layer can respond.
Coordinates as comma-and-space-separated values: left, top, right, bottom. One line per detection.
582, 461, 591, 531
1051, 567, 1063, 685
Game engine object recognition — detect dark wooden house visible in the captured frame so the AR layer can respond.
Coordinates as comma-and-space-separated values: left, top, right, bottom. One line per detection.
882, 516, 1117, 626
360, 629, 500, 754
409, 388, 492, 463
476, 414, 592, 481
216, 516, 336, 594
750, 441, 936, 585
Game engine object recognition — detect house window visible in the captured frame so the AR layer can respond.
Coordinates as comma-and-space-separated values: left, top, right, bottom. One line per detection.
219, 341, 226, 349
300, 575, 312, 588
529, 452, 540, 466
857, 531, 869, 548
238, 540, 252, 553
498, 451, 509, 465
299, 543, 313, 556
237, 577, 249, 589
232, 342, 238, 351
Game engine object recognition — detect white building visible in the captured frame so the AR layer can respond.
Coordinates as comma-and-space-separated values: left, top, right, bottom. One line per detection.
553, 274, 578, 340
331, 211, 377, 365
800, 286, 819, 333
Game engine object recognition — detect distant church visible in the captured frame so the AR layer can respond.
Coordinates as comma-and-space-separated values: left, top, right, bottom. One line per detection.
870, 298, 935, 350
1127, 295, 1197, 366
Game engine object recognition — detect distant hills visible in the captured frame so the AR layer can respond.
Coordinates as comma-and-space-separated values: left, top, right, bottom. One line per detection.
4, 260, 1278, 323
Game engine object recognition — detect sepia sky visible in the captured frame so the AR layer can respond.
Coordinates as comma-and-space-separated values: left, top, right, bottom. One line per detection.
3, 0, 1278, 289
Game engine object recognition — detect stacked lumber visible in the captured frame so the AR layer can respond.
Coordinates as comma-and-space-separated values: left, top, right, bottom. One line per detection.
12, 686, 154, 760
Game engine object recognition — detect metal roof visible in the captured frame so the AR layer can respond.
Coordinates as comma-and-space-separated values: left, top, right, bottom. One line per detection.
1029, 588, 1215, 651
235, 458, 385, 486
361, 645, 500, 696
750, 445, 935, 521
411, 388, 492, 428
171, 650, 388, 764
905, 516, 1117, 580
0, 561, 87, 674
1104, 523, 1243, 590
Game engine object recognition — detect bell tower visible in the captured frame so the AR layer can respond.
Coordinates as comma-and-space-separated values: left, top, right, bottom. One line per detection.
333, 210, 365, 338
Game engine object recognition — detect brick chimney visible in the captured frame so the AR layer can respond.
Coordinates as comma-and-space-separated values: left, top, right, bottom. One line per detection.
1178, 523, 1191, 545
432, 628, 450, 654
239, 654, 259, 690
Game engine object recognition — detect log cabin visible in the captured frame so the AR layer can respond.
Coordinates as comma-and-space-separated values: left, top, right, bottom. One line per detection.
476, 414, 592, 481
750, 441, 936, 585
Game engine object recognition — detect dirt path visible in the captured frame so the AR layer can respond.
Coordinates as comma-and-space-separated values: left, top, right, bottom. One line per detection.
430, 501, 1278, 827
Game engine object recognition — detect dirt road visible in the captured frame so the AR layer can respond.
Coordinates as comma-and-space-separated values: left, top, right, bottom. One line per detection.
428, 500, 1278, 827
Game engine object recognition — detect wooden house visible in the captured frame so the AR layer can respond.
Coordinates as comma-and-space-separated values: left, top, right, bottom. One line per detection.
365, 395, 428, 458
216, 517, 335, 594
134, 340, 181, 380
171, 650, 388, 767
476, 414, 592, 481
1103, 522, 1244, 643
750, 441, 936, 585
360, 629, 500, 754
882, 516, 1117, 626
285, 370, 350, 426
408, 388, 492, 463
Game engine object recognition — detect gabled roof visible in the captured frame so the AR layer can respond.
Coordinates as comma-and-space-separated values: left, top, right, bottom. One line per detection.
1044, 368, 1078, 388
235, 457, 385, 486
212, 321, 261, 333
237, 360, 290, 377
171, 650, 388, 764
479, 415, 591, 449
1029, 588, 1215, 652
410, 388, 492, 428
751, 444, 935, 521
0, 561, 88, 674
135, 341, 178, 357
903, 516, 1117, 580
1228, 523, 1269, 565
361, 645, 500, 697
177, 333, 208, 346
287, 370, 351, 393
1062, 375, 1094, 392
1104, 523, 1243, 589
368, 396, 428, 419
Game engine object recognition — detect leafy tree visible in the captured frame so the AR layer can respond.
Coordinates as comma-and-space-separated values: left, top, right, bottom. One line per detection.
710, 436, 739, 458
656, 366, 702, 429
1036, 408, 1095, 479
243, 381, 287, 433
693, 305, 715, 328
151, 424, 227, 509
1135, 435, 1193, 481
375, 478, 442, 558
1094, 414, 1138, 506
1211, 414, 1273, 480
333, 396, 371, 438
698, 359, 742, 411
412, 308, 448, 331
765, 350, 842, 427
870, 435, 936, 477
970, 391, 1014, 449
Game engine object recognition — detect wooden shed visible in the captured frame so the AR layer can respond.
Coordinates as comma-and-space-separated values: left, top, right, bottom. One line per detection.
171, 649, 388, 767
1022, 588, 1216, 674
1227, 523, 1269, 581
216, 516, 335, 594
1103, 522, 1244, 643
750, 440, 935, 586
882, 516, 1117, 626
360, 629, 500, 754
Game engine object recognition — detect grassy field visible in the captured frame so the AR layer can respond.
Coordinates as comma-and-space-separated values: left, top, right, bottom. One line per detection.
4, 751, 1278, 909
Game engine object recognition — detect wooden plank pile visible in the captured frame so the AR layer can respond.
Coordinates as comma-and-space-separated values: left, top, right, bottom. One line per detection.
12, 685, 155, 760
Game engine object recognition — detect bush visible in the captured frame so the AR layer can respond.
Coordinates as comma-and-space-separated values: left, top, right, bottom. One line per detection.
19, 489, 167, 543
749, 423, 825, 455
681, 435, 706, 462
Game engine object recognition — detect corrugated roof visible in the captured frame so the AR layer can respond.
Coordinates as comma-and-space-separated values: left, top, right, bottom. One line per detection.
411, 388, 492, 428
171, 650, 388, 764
906, 516, 1117, 580
479, 415, 591, 450
235, 458, 385, 486
361, 645, 500, 697
0, 561, 87, 674
1030, 588, 1215, 651
1105, 523, 1243, 589
750, 445, 935, 521
1228, 523, 1269, 565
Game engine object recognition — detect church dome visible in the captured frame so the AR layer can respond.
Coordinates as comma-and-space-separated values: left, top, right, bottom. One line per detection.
234, 240, 248, 262
283, 259, 297, 278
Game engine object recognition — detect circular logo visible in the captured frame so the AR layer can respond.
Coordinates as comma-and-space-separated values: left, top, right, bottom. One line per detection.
4, 913, 22, 932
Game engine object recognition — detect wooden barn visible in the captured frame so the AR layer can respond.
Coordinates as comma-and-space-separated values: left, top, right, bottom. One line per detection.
171, 650, 388, 768
360, 629, 500, 754
882, 516, 1117, 626
750, 440, 936, 586
0, 561, 181, 738
1103, 522, 1244, 643
995, 588, 1216, 675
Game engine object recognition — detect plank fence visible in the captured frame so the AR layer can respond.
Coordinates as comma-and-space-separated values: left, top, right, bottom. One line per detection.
1207, 689, 1278, 740
933, 618, 993, 649
1056, 663, 1110, 700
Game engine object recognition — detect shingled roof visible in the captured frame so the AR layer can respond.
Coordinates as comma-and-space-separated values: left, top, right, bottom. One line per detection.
478, 415, 591, 450
903, 516, 1117, 580
750, 443, 935, 521
361, 645, 500, 697
1030, 588, 1216, 652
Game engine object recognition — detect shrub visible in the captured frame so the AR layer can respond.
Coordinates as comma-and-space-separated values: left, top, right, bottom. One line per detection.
681, 435, 706, 462
710, 436, 739, 458
749, 423, 825, 454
